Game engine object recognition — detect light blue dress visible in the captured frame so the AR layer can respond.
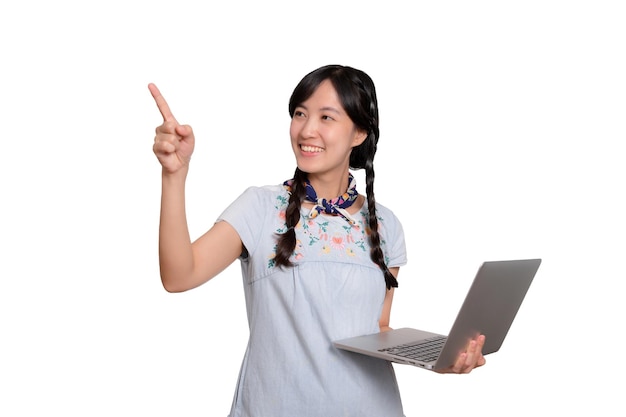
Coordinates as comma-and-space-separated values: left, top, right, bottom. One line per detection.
218, 184, 407, 417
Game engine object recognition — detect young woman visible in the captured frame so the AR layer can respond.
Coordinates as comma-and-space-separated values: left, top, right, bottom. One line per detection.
149, 65, 485, 417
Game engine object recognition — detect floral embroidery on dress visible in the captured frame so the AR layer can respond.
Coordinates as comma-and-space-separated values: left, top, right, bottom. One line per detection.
268, 193, 387, 267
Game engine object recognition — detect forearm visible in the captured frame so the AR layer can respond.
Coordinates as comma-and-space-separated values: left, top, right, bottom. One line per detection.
379, 270, 398, 332
158, 169, 194, 292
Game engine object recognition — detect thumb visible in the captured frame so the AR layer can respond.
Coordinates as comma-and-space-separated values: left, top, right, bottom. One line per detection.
175, 124, 194, 138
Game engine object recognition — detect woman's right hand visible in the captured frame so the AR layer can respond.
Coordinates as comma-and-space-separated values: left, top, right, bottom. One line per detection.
148, 83, 195, 174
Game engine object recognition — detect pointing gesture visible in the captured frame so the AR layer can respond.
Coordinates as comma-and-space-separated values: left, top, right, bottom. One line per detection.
149, 83, 195, 174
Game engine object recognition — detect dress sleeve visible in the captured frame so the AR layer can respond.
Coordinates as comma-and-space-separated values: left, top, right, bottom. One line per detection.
216, 186, 268, 259
378, 206, 408, 269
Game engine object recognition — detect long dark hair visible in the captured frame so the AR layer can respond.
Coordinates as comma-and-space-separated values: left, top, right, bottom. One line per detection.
274, 65, 398, 289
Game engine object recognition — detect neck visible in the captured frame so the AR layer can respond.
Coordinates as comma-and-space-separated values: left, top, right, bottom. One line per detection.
306, 172, 351, 200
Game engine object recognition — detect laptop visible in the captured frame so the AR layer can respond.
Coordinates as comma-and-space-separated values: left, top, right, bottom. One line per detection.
333, 259, 541, 371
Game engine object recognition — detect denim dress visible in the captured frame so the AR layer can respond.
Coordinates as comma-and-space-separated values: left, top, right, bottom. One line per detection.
217, 184, 407, 417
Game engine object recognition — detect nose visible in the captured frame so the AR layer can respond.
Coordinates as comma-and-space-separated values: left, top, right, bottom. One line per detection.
300, 116, 318, 138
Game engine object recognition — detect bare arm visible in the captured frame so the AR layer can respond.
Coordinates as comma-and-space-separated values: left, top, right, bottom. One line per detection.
149, 83, 242, 292
379, 267, 399, 332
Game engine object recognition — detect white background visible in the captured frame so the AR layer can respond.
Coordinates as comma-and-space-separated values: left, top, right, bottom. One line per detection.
1, 1, 624, 416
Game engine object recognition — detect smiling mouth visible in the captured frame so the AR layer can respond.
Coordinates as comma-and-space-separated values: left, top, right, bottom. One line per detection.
300, 145, 324, 153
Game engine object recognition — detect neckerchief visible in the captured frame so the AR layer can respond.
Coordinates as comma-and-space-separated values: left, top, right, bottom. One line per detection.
283, 173, 359, 225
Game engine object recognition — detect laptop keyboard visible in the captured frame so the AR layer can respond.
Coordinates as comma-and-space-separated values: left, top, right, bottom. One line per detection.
378, 335, 447, 363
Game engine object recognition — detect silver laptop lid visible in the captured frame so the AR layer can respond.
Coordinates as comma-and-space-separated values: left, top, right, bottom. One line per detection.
433, 258, 541, 369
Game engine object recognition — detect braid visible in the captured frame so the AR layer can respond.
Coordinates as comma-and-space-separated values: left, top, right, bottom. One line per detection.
285, 65, 396, 288
364, 160, 399, 290
274, 168, 307, 267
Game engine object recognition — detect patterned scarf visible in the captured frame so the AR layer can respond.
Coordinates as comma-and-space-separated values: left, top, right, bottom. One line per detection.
283, 173, 359, 225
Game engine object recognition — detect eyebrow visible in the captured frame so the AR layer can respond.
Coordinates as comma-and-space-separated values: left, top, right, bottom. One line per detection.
297, 104, 342, 115
320, 106, 342, 114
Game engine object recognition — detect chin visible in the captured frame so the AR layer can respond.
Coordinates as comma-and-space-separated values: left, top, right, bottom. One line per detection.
295, 160, 316, 174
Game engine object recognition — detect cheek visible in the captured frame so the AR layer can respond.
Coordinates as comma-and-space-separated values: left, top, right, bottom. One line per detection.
289, 121, 299, 141
289, 124, 300, 153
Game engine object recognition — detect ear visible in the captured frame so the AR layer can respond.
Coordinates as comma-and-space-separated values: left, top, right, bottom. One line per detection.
352, 129, 368, 147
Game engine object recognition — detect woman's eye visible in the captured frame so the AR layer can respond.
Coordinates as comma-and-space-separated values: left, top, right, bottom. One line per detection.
321, 115, 334, 121
294, 110, 306, 117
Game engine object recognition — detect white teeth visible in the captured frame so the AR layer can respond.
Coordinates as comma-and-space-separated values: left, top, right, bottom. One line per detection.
301, 145, 324, 153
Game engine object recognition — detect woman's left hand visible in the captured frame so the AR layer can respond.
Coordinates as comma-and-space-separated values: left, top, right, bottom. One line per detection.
437, 335, 486, 374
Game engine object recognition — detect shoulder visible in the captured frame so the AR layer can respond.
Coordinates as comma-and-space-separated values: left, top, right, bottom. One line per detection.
234, 184, 290, 206
369, 200, 407, 266
218, 183, 290, 240
368, 200, 403, 225
366, 199, 405, 240
219, 184, 292, 223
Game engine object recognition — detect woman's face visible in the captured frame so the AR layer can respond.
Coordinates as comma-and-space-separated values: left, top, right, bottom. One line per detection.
290, 79, 367, 182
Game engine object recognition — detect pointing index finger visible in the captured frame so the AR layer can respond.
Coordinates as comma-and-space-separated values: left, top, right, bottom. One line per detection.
148, 83, 178, 123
